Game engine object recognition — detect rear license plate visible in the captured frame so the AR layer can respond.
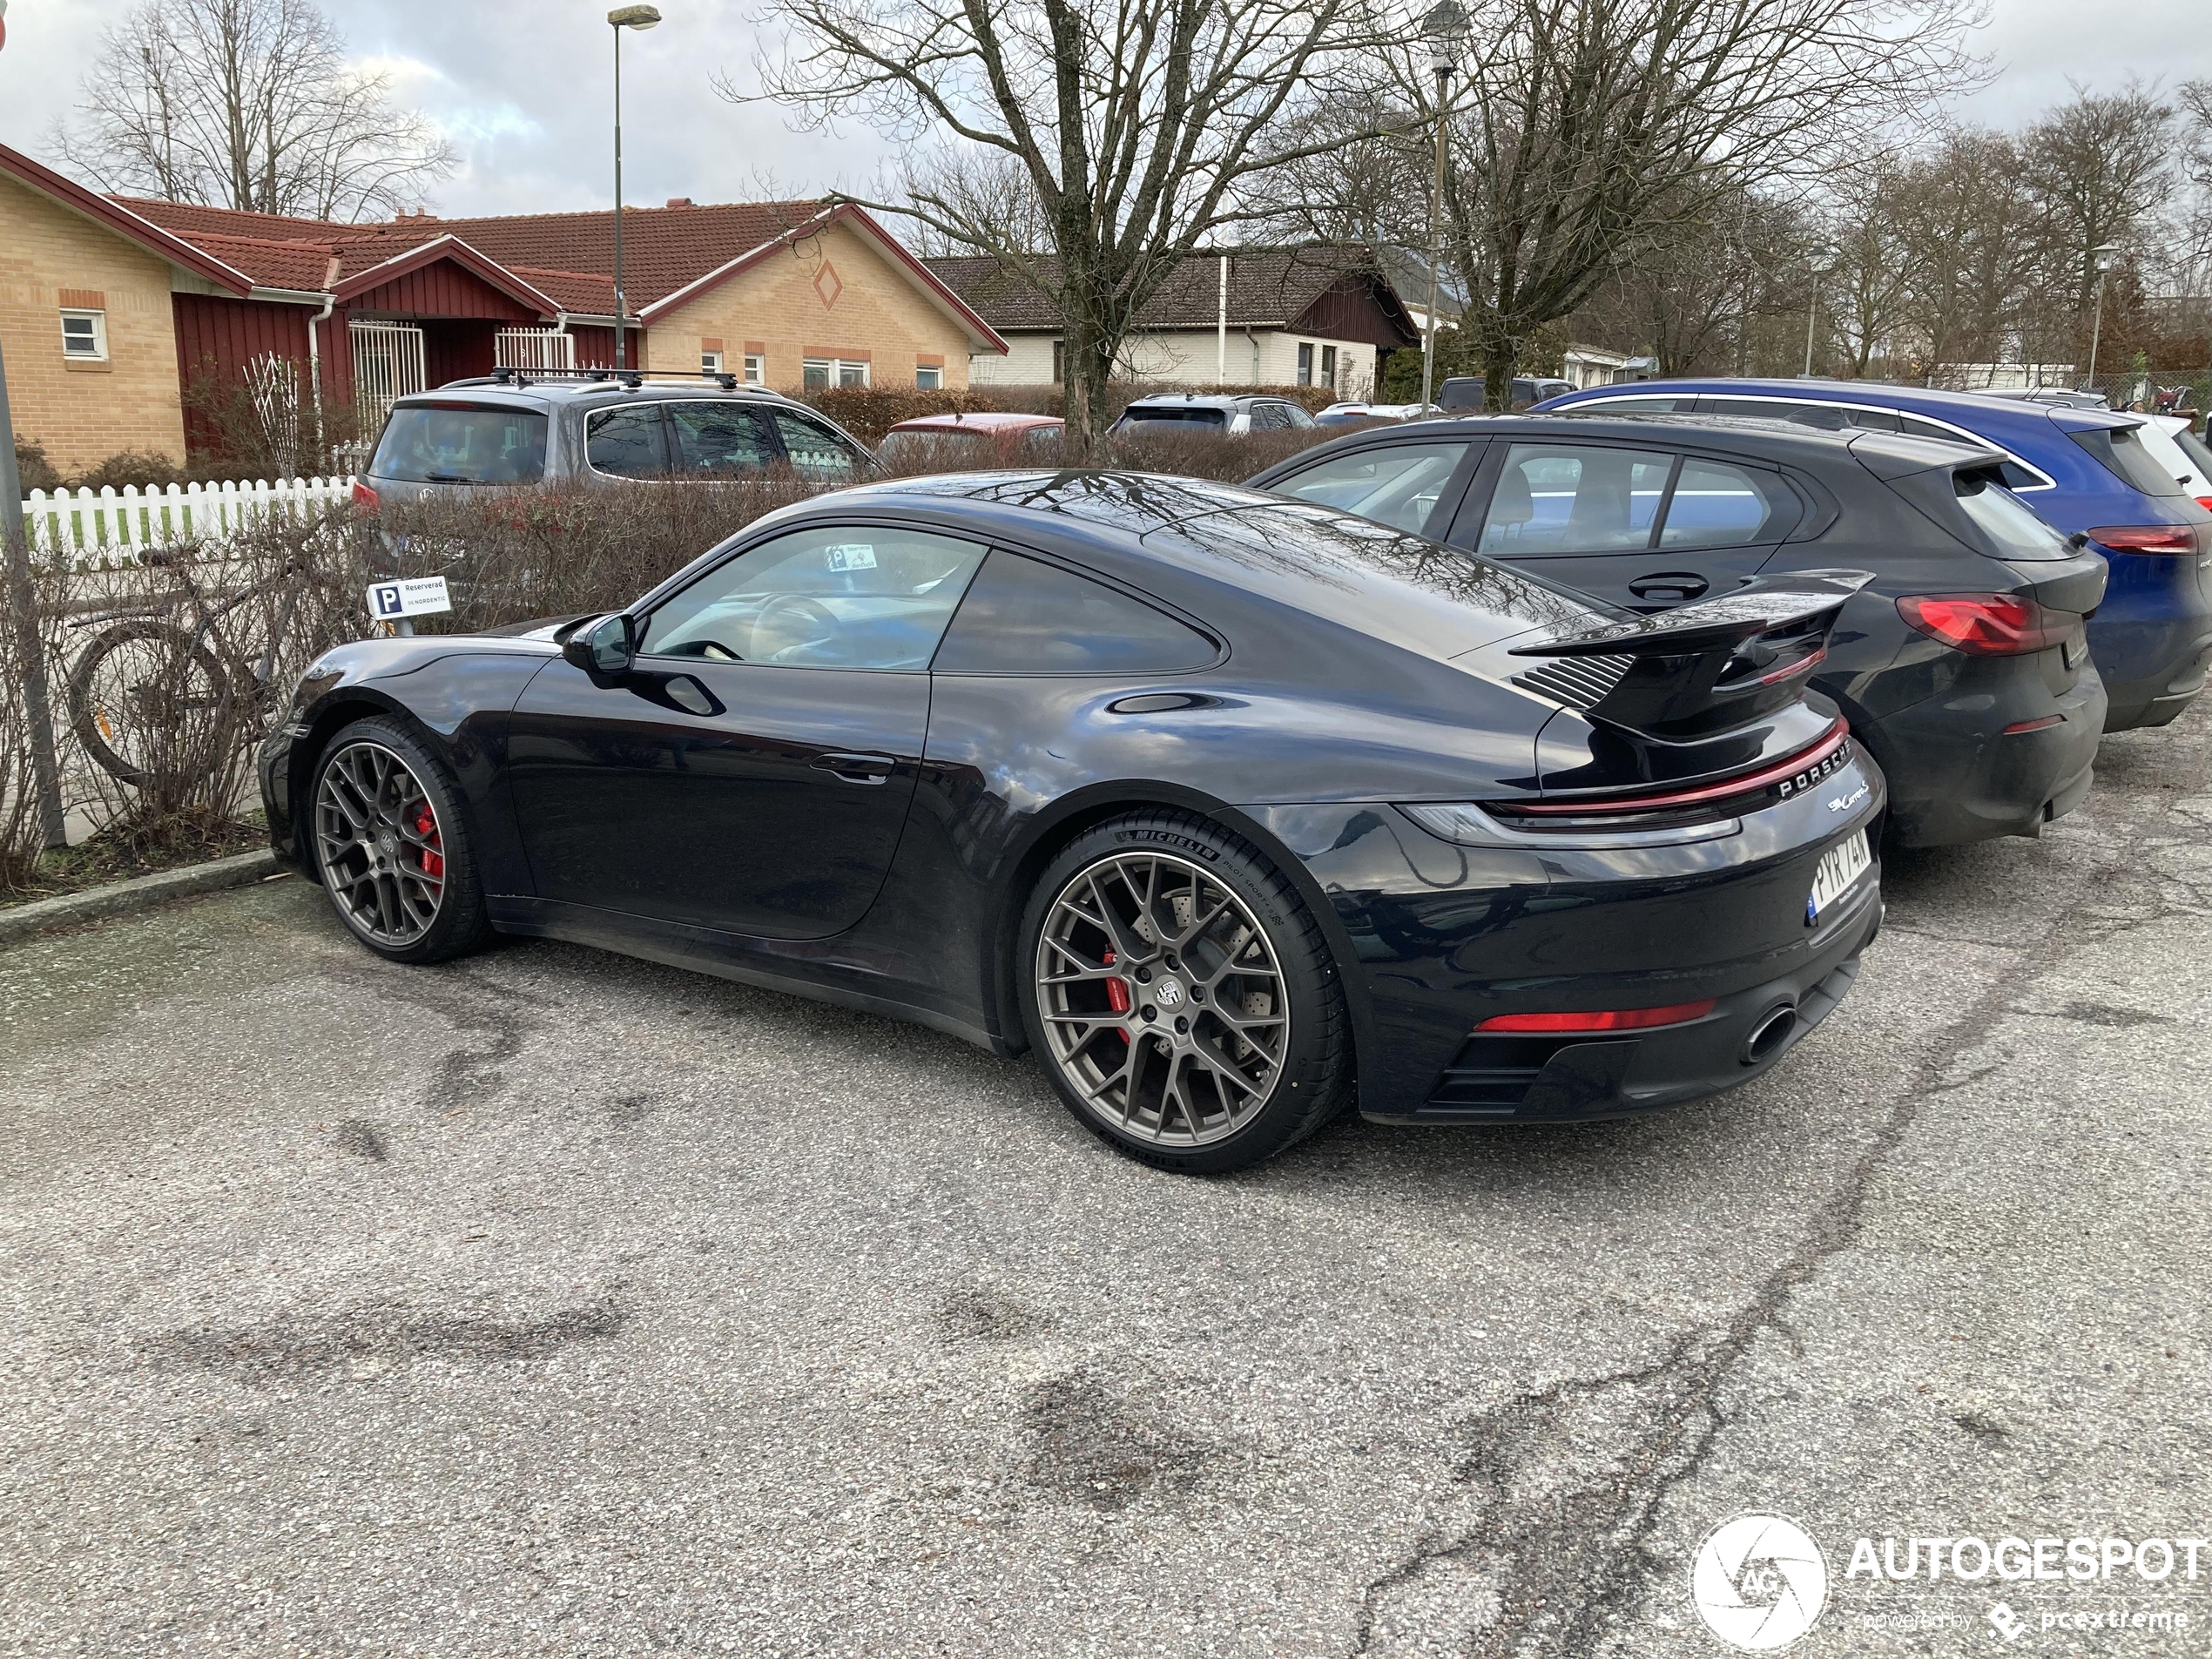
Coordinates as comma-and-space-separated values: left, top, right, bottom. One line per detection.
1806, 829, 1871, 924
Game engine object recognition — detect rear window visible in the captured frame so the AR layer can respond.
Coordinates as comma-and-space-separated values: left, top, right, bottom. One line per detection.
1119, 406, 1227, 428
2170, 427, 2212, 496
1952, 471, 2074, 561
2069, 425, 2184, 497
2132, 421, 2207, 495
372, 403, 547, 484
874, 427, 992, 469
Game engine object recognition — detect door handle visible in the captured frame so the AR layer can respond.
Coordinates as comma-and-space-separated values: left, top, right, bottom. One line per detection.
813, 752, 897, 784
1628, 572, 1710, 602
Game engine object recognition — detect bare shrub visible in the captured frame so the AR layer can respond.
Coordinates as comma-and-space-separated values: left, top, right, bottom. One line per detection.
14, 440, 62, 496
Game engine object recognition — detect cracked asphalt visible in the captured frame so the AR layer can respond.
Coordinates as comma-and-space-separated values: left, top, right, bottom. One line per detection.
3, 707, 2208, 1658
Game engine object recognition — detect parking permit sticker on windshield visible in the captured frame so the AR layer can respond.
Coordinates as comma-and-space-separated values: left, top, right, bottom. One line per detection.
824, 544, 878, 573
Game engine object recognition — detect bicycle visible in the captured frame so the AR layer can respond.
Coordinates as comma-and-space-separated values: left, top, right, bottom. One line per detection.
64, 545, 357, 786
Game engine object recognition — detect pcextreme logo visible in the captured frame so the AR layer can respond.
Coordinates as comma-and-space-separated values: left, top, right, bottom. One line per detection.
1692, 1514, 1831, 1650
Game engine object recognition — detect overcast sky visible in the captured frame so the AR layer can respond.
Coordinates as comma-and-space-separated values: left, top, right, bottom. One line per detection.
0, 0, 2205, 223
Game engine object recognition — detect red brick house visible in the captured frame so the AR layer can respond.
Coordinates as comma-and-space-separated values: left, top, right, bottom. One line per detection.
1, 140, 1006, 472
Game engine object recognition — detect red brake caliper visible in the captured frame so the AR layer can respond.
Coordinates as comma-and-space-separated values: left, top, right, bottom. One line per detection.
414, 803, 444, 879
1103, 950, 1131, 1015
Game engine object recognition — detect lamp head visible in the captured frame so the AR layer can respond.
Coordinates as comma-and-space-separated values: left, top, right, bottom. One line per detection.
1808, 243, 1838, 277
1421, 0, 1469, 74
609, 5, 662, 28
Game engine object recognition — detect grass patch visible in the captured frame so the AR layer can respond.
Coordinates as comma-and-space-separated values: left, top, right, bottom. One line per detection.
1, 819, 268, 910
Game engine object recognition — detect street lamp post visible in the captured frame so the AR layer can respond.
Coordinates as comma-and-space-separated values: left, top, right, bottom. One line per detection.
2085, 242, 2121, 395
1420, 1, 1468, 414
608, 5, 663, 372
1802, 244, 1836, 379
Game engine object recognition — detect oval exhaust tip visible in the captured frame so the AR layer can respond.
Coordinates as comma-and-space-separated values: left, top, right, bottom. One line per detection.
1741, 1003, 1798, 1066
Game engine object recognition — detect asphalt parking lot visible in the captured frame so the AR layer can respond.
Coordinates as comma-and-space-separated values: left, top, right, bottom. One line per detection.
3, 707, 2208, 1659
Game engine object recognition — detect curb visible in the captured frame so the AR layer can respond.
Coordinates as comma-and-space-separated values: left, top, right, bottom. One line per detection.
0, 848, 286, 948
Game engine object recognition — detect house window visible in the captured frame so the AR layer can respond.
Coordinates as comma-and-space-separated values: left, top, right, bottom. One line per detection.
1321, 345, 1338, 388
916, 363, 944, 390
61, 309, 108, 361
701, 349, 725, 375
1052, 340, 1064, 384
742, 353, 765, 385
1296, 342, 1314, 386
803, 358, 869, 389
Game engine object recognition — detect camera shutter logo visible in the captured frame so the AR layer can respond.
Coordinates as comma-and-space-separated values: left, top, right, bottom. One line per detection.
1691, 1514, 1829, 1650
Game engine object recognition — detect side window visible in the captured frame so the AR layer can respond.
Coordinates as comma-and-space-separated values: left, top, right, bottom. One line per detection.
1268, 442, 1473, 535
1898, 415, 1967, 443
1658, 459, 1797, 549
1478, 442, 1673, 555
931, 551, 1218, 675
1283, 401, 1316, 428
770, 409, 865, 481
585, 405, 670, 478
1575, 395, 1686, 415
1248, 401, 1287, 430
640, 526, 987, 671
668, 402, 777, 476
1022, 425, 1065, 459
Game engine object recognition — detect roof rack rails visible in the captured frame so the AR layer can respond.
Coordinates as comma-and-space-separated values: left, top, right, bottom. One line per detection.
475, 366, 745, 393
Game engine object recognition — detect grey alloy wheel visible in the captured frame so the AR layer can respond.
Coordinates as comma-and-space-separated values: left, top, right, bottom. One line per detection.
314, 739, 448, 948
1034, 848, 1289, 1146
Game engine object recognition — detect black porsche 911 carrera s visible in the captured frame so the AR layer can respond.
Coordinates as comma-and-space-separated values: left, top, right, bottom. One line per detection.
261, 471, 1887, 1173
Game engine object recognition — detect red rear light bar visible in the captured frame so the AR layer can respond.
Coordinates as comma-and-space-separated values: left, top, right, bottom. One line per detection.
2088, 523, 2207, 556
1479, 999, 1716, 1033
1493, 720, 1850, 819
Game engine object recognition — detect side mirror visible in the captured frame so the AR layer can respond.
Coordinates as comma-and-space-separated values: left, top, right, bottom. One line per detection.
2067, 531, 2092, 551
563, 612, 637, 680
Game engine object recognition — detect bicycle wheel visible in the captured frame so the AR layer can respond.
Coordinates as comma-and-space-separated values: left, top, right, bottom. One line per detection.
65, 619, 240, 786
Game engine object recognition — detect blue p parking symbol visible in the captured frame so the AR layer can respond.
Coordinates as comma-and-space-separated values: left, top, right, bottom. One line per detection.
371, 583, 404, 618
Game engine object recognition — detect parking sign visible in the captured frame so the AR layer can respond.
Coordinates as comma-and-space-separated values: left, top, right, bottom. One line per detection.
366, 576, 453, 620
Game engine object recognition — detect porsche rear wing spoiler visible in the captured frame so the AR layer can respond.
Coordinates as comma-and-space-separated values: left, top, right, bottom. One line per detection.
1507, 570, 1874, 741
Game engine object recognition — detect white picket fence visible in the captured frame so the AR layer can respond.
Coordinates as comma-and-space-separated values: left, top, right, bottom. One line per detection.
19, 475, 356, 566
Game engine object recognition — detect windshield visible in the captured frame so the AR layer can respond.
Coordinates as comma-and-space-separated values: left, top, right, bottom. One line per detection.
1118, 406, 1227, 428
1952, 471, 2073, 561
371, 403, 547, 485
2069, 423, 2185, 498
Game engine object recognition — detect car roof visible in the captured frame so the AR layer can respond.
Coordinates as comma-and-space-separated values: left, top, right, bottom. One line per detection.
1329, 412, 2001, 475
886, 411, 1062, 432
399, 376, 811, 411
1555, 376, 2140, 433
1121, 393, 1266, 409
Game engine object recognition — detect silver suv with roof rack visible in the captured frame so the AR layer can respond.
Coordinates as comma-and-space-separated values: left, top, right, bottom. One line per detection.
1107, 392, 1317, 435
353, 369, 877, 509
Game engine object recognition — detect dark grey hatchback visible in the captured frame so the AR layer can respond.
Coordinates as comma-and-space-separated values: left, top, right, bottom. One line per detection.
1250, 415, 2109, 848
351, 372, 874, 512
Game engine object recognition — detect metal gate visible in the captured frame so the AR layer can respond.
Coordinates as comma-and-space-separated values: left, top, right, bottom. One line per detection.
348, 320, 427, 429
496, 327, 577, 372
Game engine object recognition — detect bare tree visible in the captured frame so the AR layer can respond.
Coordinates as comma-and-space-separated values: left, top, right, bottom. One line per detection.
2020, 80, 2175, 316
727, 0, 1397, 453
1407, 0, 1982, 408
56, 0, 457, 223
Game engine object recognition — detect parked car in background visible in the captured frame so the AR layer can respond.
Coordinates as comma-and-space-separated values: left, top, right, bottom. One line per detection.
1440, 375, 1575, 412
264, 470, 1884, 1169
353, 371, 876, 512
1108, 393, 1317, 435
2148, 415, 2212, 511
1249, 414, 2109, 848
1533, 379, 2212, 732
875, 411, 1064, 470
1313, 401, 1430, 428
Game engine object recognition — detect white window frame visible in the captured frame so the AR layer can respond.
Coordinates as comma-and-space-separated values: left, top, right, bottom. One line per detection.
803, 357, 870, 389
1567, 388, 2056, 491
60, 308, 109, 361
1296, 341, 1314, 386
741, 353, 765, 386
916, 363, 944, 390
701, 349, 725, 376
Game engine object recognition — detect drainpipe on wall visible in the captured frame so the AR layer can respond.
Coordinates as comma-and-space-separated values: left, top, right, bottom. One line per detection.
306, 292, 334, 462
1245, 327, 1260, 387
1217, 255, 1228, 384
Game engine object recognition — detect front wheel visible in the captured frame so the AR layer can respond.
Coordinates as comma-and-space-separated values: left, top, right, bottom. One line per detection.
310, 716, 490, 963
1018, 811, 1353, 1174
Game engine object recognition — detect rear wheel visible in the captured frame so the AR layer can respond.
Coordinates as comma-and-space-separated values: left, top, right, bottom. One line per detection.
1018, 811, 1352, 1173
310, 716, 489, 963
